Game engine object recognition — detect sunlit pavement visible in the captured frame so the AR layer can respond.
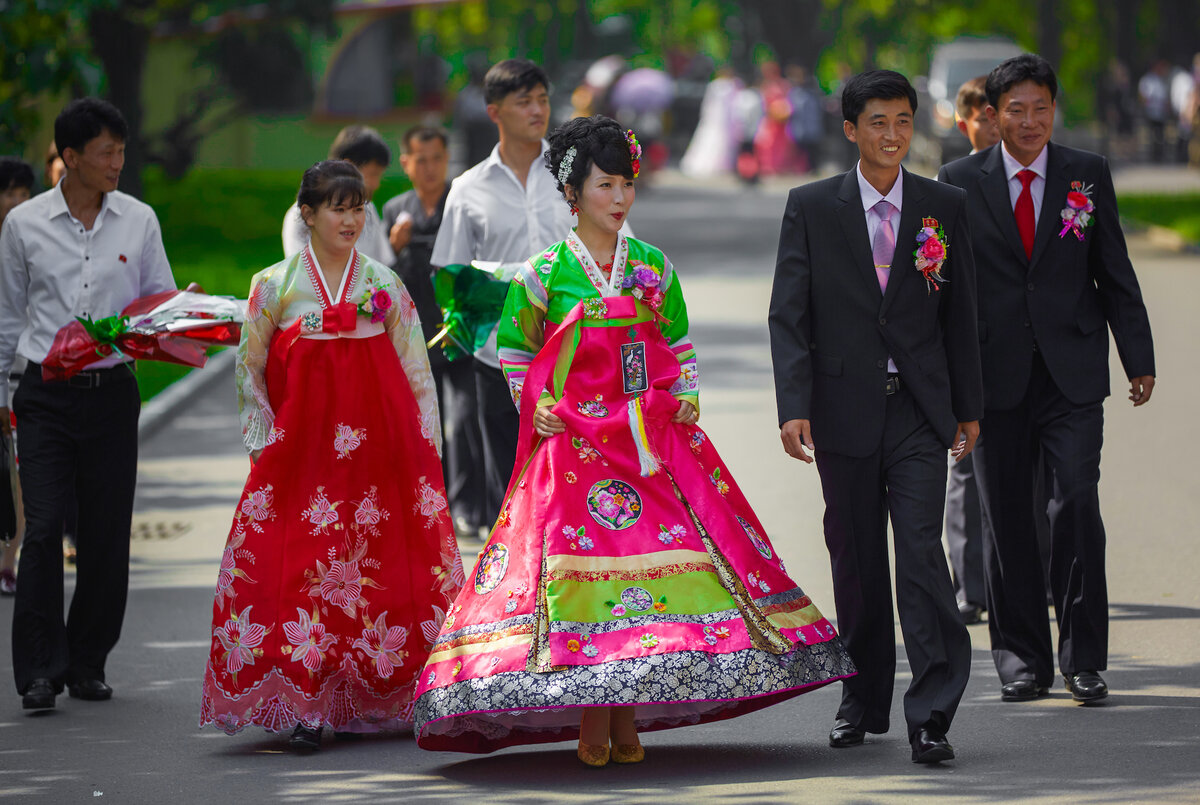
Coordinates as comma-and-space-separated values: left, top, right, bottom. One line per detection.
2, 178, 1198, 803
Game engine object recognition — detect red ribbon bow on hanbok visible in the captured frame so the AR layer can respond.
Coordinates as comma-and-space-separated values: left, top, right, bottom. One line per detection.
322, 302, 358, 333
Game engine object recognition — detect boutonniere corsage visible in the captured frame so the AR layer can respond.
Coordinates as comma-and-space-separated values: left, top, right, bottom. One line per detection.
620, 260, 669, 322
357, 279, 393, 323
913, 217, 948, 293
1059, 181, 1095, 241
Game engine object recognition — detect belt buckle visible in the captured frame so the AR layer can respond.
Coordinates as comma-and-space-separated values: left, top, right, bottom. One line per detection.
69, 371, 99, 389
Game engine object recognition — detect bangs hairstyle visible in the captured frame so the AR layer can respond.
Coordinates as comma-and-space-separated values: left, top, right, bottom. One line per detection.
0, 157, 35, 192
841, 70, 918, 123
986, 54, 1058, 108
484, 59, 550, 105
955, 75, 989, 119
54, 97, 128, 154
297, 160, 366, 214
545, 115, 634, 201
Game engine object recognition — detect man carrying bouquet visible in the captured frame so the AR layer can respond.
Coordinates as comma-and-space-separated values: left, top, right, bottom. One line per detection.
0, 98, 175, 710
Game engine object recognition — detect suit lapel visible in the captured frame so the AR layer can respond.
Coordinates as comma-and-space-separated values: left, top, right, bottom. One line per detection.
979, 145, 1030, 267
834, 170, 882, 300
881, 169, 923, 313
1029, 142, 1070, 272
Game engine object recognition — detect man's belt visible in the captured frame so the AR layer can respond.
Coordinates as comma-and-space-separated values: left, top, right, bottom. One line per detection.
26, 361, 134, 389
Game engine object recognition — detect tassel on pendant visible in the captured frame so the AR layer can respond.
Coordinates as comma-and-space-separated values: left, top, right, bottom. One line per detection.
627, 396, 660, 477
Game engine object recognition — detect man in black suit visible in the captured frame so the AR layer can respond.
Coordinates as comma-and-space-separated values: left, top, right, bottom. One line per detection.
939, 54, 1155, 705
769, 70, 983, 764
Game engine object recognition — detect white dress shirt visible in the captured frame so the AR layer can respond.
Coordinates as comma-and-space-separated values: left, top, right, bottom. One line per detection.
282, 200, 392, 265
431, 141, 574, 368
0, 184, 175, 400
856, 161, 904, 374
1000, 142, 1049, 223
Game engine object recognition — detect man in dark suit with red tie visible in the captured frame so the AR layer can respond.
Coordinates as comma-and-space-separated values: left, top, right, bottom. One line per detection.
938, 54, 1156, 705
770, 70, 983, 764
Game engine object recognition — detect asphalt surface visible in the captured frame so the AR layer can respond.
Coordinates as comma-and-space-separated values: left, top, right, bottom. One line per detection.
2, 174, 1198, 804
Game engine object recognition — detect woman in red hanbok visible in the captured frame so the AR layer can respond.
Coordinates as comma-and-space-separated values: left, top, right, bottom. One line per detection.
200, 161, 463, 751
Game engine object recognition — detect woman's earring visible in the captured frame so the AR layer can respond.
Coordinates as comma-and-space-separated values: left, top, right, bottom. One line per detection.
568, 200, 578, 215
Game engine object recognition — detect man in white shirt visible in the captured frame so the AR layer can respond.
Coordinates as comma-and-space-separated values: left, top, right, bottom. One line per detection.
0, 98, 176, 710
282, 125, 392, 263
431, 59, 573, 535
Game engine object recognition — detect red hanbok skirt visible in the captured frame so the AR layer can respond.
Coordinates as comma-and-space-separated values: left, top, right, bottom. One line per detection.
200, 331, 463, 735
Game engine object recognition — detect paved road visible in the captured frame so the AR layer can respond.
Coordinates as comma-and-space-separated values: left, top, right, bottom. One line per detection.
2, 181, 1198, 804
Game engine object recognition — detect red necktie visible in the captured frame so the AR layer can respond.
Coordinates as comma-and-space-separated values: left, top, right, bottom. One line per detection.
1015, 169, 1036, 259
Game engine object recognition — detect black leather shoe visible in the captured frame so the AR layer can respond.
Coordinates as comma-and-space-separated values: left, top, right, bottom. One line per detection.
1064, 671, 1108, 703
957, 601, 984, 625
67, 679, 113, 701
911, 727, 955, 763
290, 724, 322, 751
1000, 679, 1049, 702
22, 678, 57, 710
828, 717, 866, 748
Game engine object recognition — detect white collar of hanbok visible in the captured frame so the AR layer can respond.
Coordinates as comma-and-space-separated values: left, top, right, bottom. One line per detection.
566, 228, 629, 297
302, 244, 361, 308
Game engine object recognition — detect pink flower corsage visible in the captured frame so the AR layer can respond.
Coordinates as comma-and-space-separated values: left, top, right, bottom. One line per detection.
358, 280, 393, 323
1059, 181, 1095, 241
621, 260, 669, 322
913, 217, 949, 293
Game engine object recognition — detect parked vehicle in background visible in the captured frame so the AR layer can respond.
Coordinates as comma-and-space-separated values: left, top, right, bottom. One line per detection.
921, 37, 1024, 164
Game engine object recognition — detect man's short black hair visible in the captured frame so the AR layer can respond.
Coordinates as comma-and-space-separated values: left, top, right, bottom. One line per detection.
0, 157, 35, 193
402, 125, 449, 152
484, 59, 550, 105
986, 54, 1058, 108
328, 125, 391, 167
54, 98, 128, 155
842, 70, 918, 124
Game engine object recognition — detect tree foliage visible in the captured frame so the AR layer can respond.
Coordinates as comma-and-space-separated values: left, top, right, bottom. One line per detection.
1, 0, 334, 194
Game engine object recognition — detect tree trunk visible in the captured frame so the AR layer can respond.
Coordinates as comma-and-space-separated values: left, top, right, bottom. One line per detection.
88, 8, 149, 199
1037, 0, 1062, 71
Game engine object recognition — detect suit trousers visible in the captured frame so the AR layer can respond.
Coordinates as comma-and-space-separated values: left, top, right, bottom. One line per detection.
473, 361, 519, 528
973, 351, 1107, 686
944, 454, 986, 608
11, 364, 139, 694
440, 358, 487, 531
815, 386, 971, 738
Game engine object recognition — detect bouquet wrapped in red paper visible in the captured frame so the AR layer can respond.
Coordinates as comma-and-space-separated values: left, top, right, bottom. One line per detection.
41, 289, 243, 381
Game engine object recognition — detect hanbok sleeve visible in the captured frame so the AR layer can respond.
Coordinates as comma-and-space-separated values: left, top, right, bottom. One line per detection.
656, 255, 700, 411
385, 279, 443, 457
497, 261, 552, 410
238, 268, 280, 452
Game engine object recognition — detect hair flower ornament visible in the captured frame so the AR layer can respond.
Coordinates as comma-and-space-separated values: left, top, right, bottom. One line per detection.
624, 129, 641, 178
557, 146, 576, 186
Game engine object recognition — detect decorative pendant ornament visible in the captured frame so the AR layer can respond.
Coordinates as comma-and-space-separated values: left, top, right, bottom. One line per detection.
557, 146, 577, 186
912, 217, 949, 294
568, 200, 578, 215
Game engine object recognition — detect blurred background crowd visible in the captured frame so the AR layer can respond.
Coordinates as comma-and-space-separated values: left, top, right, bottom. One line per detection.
3, 0, 1198, 199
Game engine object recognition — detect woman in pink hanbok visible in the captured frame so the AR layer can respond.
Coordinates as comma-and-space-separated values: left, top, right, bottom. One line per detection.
413, 117, 854, 766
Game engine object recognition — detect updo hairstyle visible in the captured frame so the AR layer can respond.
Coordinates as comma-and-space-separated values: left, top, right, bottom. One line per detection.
297, 159, 366, 226
545, 115, 634, 205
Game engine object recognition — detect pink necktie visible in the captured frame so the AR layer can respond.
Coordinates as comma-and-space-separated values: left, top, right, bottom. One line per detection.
872, 200, 896, 292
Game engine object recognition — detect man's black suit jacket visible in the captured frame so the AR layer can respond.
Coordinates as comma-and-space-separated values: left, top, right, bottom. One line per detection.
769, 168, 984, 458
937, 143, 1154, 410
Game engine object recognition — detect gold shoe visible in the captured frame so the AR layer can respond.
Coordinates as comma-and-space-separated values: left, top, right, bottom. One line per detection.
577, 741, 611, 767
610, 742, 645, 764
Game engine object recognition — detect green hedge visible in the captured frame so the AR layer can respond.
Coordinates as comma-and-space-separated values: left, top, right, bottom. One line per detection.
1118, 193, 1200, 244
